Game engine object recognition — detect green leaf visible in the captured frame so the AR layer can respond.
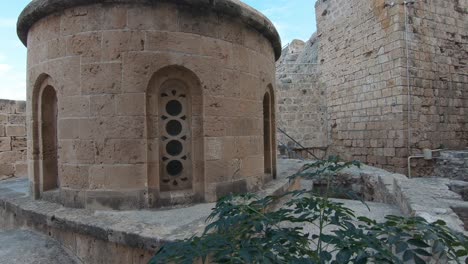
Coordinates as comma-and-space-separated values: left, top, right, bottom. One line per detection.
403, 250, 413, 262
396, 242, 408, 253
320, 251, 332, 261
407, 239, 430, 248
456, 249, 468, 257
413, 248, 432, 257
336, 248, 352, 264
413, 254, 426, 264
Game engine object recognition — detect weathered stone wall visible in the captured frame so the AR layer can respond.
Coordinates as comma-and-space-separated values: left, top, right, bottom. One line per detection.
310, 0, 467, 174
403, 0, 468, 176
22, 1, 279, 209
276, 36, 328, 159
316, 0, 409, 173
0, 100, 27, 179
435, 151, 468, 181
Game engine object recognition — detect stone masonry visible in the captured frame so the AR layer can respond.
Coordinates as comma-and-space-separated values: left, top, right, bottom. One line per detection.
0, 100, 27, 179
277, 0, 468, 175
435, 150, 468, 181
276, 35, 328, 159
18, 0, 281, 210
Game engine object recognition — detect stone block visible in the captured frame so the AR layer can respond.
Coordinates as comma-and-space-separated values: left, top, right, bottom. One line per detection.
60, 165, 90, 189
46, 56, 81, 96
178, 8, 219, 38
6, 125, 26, 137
101, 6, 128, 30
88, 164, 145, 190
0, 137, 11, 151
81, 63, 122, 95
215, 179, 247, 199
205, 137, 223, 161
0, 100, 15, 114
115, 93, 145, 116
14, 163, 28, 177
59, 96, 90, 118
66, 32, 102, 63
87, 117, 145, 140
127, 4, 178, 31
8, 114, 26, 125
203, 116, 225, 137
90, 95, 115, 117
0, 164, 14, 176
0, 114, 7, 124
102, 30, 144, 61
0, 151, 25, 164
145, 31, 201, 54
47, 38, 67, 59
59, 140, 95, 164
58, 119, 80, 139
12, 137, 26, 152
218, 15, 244, 44
95, 139, 146, 164
205, 160, 229, 183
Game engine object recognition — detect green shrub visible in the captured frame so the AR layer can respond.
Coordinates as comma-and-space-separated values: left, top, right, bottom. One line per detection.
150, 157, 468, 264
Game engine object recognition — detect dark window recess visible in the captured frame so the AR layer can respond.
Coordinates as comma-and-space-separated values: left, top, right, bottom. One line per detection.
166, 100, 183, 116
166, 120, 182, 136
167, 160, 183, 176
166, 140, 183, 156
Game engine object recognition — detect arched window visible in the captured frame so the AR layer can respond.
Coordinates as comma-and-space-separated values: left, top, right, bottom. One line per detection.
263, 92, 272, 176
159, 80, 192, 191
40, 85, 59, 191
146, 65, 204, 205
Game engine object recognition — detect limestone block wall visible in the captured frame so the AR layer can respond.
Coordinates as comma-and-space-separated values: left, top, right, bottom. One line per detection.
276, 36, 328, 159
316, 0, 409, 174
403, 0, 468, 176
20, 0, 280, 209
435, 151, 468, 181
0, 100, 27, 179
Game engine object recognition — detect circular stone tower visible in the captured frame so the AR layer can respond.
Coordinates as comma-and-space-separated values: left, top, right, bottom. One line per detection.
18, 0, 281, 210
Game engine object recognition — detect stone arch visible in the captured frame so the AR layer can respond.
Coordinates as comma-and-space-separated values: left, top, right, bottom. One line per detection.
146, 65, 204, 206
32, 75, 59, 197
263, 85, 277, 181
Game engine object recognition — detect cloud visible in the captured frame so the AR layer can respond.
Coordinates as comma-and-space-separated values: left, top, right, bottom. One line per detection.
0, 63, 26, 101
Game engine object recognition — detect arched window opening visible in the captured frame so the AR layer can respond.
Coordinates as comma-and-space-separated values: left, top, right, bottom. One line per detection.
263, 92, 272, 175
40, 85, 59, 191
159, 80, 192, 191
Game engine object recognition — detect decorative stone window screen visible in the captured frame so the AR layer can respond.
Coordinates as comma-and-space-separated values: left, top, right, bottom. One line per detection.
159, 79, 192, 191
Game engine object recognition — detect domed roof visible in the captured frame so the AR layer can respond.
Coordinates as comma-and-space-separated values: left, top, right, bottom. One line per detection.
17, 0, 282, 60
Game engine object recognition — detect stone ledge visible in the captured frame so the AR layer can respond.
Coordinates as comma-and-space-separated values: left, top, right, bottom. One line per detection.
17, 0, 282, 60
0, 159, 304, 254
336, 164, 468, 233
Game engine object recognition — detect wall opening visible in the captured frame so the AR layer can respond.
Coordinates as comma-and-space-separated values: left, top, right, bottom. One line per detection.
159, 80, 192, 191
147, 65, 204, 205
40, 85, 58, 191
263, 92, 272, 175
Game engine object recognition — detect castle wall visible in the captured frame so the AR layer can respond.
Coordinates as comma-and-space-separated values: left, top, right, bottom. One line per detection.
403, 0, 468, 176
316, 0, 409, 173
276, 37, 328, 159
0, 100, 27, 179
314, 0, 467, 174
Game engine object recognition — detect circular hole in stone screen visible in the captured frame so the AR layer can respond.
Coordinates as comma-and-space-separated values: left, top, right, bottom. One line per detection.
166, 120, 182, 136
166, 160, 183, 176
166, 100, 183, 116
166, 140, 183, 156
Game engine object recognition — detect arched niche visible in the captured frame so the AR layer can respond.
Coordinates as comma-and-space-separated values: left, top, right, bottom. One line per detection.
263, 85, 277, 182
31, 75, 59, 197
146, 65, 204, 206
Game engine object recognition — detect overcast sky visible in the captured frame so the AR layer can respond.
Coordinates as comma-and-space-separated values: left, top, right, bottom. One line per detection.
0, 0, 316, 101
